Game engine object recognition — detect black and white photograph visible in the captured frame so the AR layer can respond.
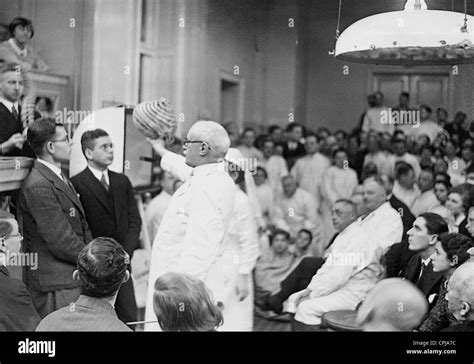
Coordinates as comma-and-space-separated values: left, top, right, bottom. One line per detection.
1, 0, 474, 359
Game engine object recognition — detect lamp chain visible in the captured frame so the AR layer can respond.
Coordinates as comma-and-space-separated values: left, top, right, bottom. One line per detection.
335, 0, 342, 39
461, 0, 468, 33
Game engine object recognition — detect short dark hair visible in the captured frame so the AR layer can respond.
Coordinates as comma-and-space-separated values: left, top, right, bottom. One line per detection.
400, 91, 410, 99
306, 132, 321, 143
76, 237, 129, 298
269, 229, 290, 245
418, 212, 449, 235
438, 233, 473, 268
434, 179, 451, 191
27, 118, 61, 157
449, 184, 474, 213
268, 125, 281, 134
395, 162, 414, 179
332, 147, 348, 159
9, 17, 34, 38
80, 128, 109, 158
153, 272, 223, 331
298, 228, 313, 242
286, 123, 303, 133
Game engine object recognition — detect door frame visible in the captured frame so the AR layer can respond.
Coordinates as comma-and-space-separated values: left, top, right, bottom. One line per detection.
217, 70, 245, 128
366, 65, 454, 116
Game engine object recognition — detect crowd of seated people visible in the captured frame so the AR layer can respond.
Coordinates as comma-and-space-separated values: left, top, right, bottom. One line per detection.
2, 39, 474, 335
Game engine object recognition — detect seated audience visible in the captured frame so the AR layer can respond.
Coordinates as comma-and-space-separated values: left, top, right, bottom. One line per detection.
237, 127, 263, 162
443, 262, 474, 331
362, 132, 392, 177
434, 178, 451, 206
291, 133, 330, 212
320, 148, 358, 242
254, 229, 295, 298
153, 272, 223, 331
357, 278, 428, 331
288, 229, 315, 258
258, 138, 288, 192
419, 232, 473, 331
36, 237, 132, 331
282, 123, 306, 170
359, 176, 403, 254
403, 213, 449, 309
392, 162, 420, 209
290, 199, 384, 329
390, 136, 421, 178
444, 139, 466, 186
0, 211, 40, 331
273, 175, 320, 244
446, 184, 472, 232
258, 199, 371, 315
253, 166, 274, 228
411, 167, 439, 216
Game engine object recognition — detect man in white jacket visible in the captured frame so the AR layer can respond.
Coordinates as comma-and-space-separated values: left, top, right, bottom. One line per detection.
144, 121, 236, 331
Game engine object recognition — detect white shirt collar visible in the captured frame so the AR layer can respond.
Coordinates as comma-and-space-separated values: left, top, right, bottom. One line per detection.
88, 165, 109, 184
8, 38, 27, 57
0, 98, 19, 114
192, 162, 220, 177
37, 159, 63, 180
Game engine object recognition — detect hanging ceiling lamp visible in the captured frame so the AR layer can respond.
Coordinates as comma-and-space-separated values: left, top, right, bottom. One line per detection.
334, 0, 474, 65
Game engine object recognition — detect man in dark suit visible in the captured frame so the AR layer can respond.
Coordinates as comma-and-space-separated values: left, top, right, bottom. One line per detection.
0, 211, 40, 331
403, 213, 448, 309
71, 129, 141, 325
36, 237, 132, 331
0, 63, 34, 157
381, 174, 417, 277
282, 123, 306, 170
18, 118, 92, 318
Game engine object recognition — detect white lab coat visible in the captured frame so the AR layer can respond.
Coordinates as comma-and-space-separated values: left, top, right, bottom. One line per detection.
216, 186, 260, 331
144, 152, 236, 331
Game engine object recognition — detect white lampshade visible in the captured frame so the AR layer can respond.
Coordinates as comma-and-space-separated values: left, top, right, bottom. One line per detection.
335, 9, 474, 65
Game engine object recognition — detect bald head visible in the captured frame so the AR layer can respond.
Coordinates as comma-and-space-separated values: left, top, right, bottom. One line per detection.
447, 262, 474, 321
357, 278, 428, 331
185, 120, 230, 167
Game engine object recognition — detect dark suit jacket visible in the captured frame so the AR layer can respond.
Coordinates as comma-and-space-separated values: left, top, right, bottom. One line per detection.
18, 161, 92, 292
282, 141, 306, 170
0, 265, 40, 331
384, 195, 417, 277
71, 167, 141, 257
404, 255, 443, 308
0, 103, 35, 157
36, 295, 132, 331
0, 102, 23, 156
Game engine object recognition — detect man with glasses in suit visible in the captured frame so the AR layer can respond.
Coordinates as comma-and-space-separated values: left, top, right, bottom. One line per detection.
18, 118, 92, 318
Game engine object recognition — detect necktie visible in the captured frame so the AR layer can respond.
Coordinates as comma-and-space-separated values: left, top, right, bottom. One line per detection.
11, 106, 19, 120
100, 173, 109, 192
61, 172, 75, 192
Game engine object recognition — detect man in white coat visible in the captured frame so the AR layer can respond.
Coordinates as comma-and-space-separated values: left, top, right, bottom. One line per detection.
144, 121, 236, 331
